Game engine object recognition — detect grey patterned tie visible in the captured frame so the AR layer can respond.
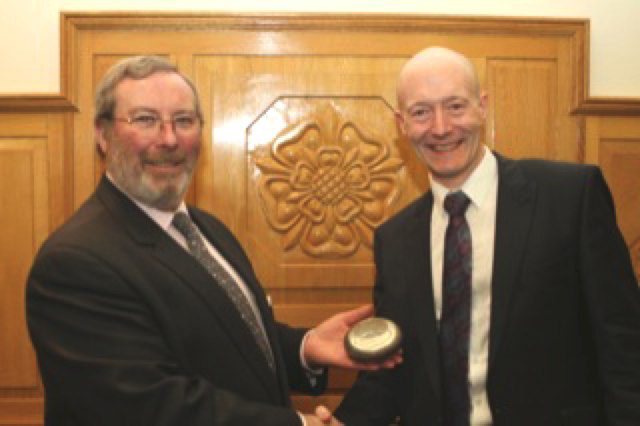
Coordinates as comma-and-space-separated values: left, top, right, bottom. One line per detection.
172, 212, 275, 372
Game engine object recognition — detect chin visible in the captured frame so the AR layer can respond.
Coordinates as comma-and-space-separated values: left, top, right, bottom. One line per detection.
430, 161, 470, 181
136, 178, 189, 208
143, 190, 183, 211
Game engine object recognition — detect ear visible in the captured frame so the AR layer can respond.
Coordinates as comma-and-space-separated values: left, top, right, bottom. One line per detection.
394, 109, 406, 135
478, 91, 489, 120
94, 122, 110, 157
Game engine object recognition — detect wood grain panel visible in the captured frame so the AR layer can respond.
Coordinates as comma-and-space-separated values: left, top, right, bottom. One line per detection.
0, 143, 41, 390
488, 59, 564, 160
0, 139, 48, 426
0, 398, 42, 426
0, 112, 66, 425
274, 303, 361, 328
586, 116, 640, 281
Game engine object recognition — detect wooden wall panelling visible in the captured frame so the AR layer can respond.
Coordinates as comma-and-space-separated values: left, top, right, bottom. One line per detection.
3, 13, 640, 425
64, 13, 589, 206
485, 38, 580, 161
586, 116, 640, 281
0, 110, 70, 426
194, 55, 408, 284
488, 58, 560, 158
62, 12, 590, 413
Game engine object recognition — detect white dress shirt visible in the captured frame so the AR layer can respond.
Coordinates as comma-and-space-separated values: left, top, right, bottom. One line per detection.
429, 146, 498, 425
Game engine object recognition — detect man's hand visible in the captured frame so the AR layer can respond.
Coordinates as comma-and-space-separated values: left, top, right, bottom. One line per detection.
303, 304, 403, 370
303, 405, 345, 426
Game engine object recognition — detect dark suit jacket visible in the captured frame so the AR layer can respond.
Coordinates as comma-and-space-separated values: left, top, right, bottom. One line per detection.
27, 176, 326, 425
335, 154, 640, 426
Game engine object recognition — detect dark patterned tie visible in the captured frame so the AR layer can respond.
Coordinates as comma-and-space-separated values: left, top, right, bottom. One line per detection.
172, 212, 275, 372
439, 191, 472, 426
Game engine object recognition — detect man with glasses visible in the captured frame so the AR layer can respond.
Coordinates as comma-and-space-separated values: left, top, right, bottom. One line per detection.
26, 56, 397, 425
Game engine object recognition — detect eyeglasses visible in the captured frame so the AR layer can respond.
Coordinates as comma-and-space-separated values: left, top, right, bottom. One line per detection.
114, 112, 202, 135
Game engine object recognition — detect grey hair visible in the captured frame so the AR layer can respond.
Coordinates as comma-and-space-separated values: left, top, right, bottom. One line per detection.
93, 55, 203, 126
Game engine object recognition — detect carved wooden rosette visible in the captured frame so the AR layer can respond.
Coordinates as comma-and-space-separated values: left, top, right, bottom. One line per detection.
250, 97, 403, 258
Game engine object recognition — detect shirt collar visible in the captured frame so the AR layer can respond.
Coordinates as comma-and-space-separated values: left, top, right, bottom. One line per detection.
429, 145, 497, 210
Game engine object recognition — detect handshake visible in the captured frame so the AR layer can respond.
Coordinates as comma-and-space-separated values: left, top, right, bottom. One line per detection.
299, 304, 404, 426
303, 406, 343, 426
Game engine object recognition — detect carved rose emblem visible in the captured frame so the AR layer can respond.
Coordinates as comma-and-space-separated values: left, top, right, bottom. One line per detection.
253, 104, 403, 258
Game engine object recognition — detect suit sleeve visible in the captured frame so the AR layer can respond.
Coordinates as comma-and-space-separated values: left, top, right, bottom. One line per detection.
274, 323, 328, 396
27, 245, 303, 426
579, 167, 640, 425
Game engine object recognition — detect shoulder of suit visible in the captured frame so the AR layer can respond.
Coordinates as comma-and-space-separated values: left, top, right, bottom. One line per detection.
501, 154, 600, 186
378, 192, 432, 234
34, 193, 122, 261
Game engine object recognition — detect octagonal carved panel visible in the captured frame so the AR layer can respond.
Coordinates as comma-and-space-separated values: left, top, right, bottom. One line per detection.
249, 97, 403, 258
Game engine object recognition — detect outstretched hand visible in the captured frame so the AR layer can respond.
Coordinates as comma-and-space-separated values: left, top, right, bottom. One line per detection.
303, 405, 345, 426
303, 304, 403, 370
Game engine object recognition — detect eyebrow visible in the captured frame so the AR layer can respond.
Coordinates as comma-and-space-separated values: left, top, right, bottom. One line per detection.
407, 96, 467, 109
127, 107, 196, 115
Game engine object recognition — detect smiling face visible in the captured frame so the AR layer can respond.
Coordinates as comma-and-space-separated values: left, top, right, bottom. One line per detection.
95, 71, 202, 211
396, 48, 488, 189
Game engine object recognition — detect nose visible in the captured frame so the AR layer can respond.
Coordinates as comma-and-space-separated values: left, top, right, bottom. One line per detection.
431, 107, 451, 137
157, 120, 178, 147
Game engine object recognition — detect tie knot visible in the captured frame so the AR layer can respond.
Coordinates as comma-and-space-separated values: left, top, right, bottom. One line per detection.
444, 191, 470, 217
172, 211, 196, 238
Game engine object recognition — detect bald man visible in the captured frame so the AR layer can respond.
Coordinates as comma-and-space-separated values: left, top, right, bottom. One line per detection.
333, 47, 640, 426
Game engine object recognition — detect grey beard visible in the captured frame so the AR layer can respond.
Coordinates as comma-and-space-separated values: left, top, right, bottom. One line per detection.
108, 161, 193, 211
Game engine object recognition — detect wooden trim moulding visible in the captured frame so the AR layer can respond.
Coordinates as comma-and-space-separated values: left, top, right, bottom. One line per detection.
573, 97, 640, 116
0, 95, 76, 113
60, 11, 590, 33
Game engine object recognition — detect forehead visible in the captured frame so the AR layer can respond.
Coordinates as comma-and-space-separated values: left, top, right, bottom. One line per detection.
114, 72, 195, 112
400, 62, 475, 107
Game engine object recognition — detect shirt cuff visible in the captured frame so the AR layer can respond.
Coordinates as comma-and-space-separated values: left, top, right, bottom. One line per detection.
300, 329, 325, 377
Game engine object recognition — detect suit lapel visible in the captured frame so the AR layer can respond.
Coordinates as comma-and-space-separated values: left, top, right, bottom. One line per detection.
489, 155, 537, 368
152, 233, 282, 400
95, 177, 282, 401
185, 208, 285, 400
403, 193, 442, 400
